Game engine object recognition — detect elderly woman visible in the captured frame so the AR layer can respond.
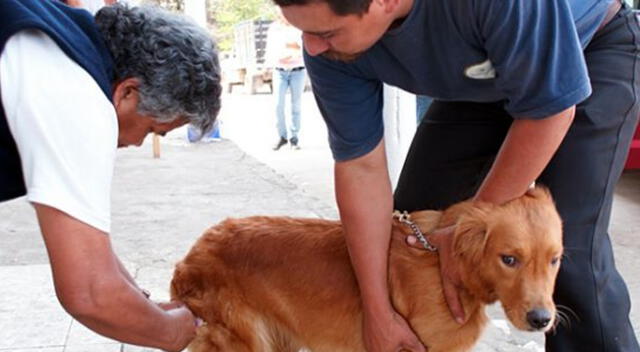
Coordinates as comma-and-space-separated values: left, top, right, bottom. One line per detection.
0, 1, 221, 350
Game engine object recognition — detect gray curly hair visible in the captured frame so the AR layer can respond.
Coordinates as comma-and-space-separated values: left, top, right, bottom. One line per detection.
95, 4, 221, 137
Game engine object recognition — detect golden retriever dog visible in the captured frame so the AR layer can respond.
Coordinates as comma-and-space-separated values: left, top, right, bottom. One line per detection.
171, 186, 563, 352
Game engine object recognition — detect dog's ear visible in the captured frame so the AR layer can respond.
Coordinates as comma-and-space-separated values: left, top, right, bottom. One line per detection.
452, 204, 492, 265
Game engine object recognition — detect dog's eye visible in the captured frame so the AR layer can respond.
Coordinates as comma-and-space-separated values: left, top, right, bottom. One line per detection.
501, 255, 518, 267
551, 257, 560, 266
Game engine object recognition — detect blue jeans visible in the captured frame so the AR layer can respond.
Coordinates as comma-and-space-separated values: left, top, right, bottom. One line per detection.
274, 67, 305, 141
416, 95, 433, 124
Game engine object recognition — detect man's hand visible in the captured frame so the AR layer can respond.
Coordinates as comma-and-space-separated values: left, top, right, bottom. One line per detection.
334, 141, 425, 351
407, 225, 465, 324
363, 307, 426, 352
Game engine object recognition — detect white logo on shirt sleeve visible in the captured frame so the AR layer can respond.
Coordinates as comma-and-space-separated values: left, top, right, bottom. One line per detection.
464, 59, 496, 79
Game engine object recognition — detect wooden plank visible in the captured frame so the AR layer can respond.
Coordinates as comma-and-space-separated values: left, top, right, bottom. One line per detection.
153, 133, 160, 159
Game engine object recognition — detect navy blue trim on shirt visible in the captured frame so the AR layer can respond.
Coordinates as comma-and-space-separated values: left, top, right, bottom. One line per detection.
0, 0, 115, 202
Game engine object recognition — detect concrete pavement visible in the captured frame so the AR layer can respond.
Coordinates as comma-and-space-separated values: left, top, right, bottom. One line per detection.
0, 90, 638, 351
0, 135, 335, 351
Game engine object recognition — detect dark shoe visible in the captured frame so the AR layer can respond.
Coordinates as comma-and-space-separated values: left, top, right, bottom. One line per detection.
290, 137, 301, 150
273, 137, 287, 150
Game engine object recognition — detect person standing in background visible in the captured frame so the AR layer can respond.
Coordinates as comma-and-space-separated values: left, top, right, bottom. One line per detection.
265, 16, 305, 150
415, 95, 432, 124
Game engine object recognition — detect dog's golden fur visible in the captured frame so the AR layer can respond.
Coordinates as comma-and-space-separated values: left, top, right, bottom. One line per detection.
171, 187, 563, 352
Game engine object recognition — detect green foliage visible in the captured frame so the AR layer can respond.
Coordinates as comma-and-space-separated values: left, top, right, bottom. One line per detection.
209, 0, 277, 52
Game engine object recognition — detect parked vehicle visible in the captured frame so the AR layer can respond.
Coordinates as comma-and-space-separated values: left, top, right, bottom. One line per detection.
624, 123, 640, 170
625, 8, 640, 170
222, 19, 273, 94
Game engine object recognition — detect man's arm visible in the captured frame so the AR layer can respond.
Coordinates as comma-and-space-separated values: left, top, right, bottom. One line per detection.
417, 106, 576, 323
335, 140, 393, 319
34, 204, 196, 351
335, 140, 425, 352
475, 106, 575, 203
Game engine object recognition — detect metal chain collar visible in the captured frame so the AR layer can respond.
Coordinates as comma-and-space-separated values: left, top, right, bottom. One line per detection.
393, 210, 438, 252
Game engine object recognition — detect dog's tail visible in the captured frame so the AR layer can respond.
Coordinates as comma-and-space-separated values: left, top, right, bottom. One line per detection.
170, 260, 210, 315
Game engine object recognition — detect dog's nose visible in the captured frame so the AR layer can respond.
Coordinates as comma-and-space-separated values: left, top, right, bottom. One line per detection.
526, 308, 552, 330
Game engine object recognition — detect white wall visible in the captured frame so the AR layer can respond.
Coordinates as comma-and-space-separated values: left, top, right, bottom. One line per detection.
183, 0, 207, 27
382, 85, 416, 190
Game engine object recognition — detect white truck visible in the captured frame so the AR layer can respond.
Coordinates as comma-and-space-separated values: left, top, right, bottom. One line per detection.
223, 19, 273, 94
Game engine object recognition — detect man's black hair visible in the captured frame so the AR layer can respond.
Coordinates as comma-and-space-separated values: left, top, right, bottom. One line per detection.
273, 0, 372, 16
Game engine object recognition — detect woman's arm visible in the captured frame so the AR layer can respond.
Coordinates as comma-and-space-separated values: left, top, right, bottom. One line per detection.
35, 203, 197, 352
